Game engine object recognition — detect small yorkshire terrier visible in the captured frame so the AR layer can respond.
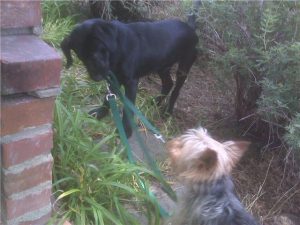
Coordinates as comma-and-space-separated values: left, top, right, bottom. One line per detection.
166, 127, 259, 225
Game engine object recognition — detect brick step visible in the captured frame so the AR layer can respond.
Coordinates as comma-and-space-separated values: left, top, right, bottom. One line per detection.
1, 1, 41, 29
1, 35, 61, 95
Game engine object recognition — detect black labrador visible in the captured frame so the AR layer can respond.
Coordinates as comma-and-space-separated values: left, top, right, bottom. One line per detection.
61, 19, 198, 137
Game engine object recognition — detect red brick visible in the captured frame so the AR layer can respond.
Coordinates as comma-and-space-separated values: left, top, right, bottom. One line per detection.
1, 95, 55, 136
1, 35, 61, 95
4, 187, 51, 220
1, 126, 53, 168
0, 1, 41, 29
3, 155, 53, 195
18, 211, 52, 225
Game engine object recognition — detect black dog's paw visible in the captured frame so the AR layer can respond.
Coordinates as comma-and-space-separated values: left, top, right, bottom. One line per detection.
88, 106, 109, 120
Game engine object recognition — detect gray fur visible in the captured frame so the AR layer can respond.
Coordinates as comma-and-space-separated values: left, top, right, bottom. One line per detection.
168, 176, 259, 225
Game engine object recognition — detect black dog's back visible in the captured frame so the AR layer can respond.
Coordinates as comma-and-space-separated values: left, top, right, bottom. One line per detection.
110, 19, 198, 117
112, 19, 198, 77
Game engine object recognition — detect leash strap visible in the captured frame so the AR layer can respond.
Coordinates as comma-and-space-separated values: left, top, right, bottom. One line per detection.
103, 71, 178, 217
105, 72, 175, 199
106, 73, 165, 143
121, 103, 176, 201
108, 94, 134, 163
107, 94, 171, 217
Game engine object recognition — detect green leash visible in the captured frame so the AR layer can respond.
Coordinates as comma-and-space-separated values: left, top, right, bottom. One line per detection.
106, 73, 175, 198
107, 73, 165, 142
108, 94, 170, 218
105, 72, 177, 218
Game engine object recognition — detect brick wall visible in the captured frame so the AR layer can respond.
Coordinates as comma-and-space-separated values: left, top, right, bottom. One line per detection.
1, 1, 61, 224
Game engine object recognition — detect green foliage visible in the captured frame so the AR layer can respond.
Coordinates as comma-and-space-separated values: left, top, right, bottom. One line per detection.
197, 1, 300, 156
50, 69, 162, 224
257, 43, 300, 123
137, 87, 180, 139
41, 1, 77, 47
285, 113, 300, 157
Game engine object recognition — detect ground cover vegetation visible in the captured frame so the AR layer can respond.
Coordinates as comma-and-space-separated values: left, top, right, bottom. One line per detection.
196, 1, 300, 158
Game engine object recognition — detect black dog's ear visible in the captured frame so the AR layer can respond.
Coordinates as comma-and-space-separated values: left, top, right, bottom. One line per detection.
60, 36, 73, 69
92, 22, 117, 52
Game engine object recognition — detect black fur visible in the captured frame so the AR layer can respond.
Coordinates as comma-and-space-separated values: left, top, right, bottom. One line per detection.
61, 19, 198, 137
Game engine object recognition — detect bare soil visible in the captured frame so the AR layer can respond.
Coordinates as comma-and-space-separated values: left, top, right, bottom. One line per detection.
140, 61, 300, 225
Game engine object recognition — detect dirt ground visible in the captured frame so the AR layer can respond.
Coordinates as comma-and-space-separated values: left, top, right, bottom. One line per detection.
140, 61, 300, 225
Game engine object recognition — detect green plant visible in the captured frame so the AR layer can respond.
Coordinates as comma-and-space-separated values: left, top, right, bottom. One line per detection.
137, 88, 180, 139
257, 43, 300, 124
285, 113, 300, 158
49, 61, 181, 224
197, 1, 300, 157
41, 1, 76, 47
51, 68, 165, 224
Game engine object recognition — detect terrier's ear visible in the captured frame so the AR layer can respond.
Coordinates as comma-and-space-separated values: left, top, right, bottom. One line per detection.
223, 141, 251, 166
196, 149, 218, 171
166, 138, 183, 161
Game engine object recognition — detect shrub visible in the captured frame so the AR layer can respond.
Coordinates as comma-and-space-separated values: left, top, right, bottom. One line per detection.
196, 1, 300, 156
89, 0, 159, 21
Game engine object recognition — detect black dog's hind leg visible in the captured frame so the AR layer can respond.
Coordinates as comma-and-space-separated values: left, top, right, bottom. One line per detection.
166, 71, 186, 115
155, 68, 173, 106
166, 50, 197, 115
88, 97, 110, 120
122, 79, 138, 138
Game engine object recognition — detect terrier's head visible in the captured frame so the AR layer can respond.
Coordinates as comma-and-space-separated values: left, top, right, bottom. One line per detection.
166, 128, 250, 183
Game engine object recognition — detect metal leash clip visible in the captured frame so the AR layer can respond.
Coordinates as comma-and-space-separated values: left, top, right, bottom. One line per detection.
106, 84, 116, 101
154, 134, 165, 143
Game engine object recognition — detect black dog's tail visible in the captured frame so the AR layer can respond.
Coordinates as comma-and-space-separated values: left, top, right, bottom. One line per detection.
61, 36, 73, 69
187, 0, 202, 30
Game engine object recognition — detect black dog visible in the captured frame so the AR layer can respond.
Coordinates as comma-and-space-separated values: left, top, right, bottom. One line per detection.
61, 19, 198, 137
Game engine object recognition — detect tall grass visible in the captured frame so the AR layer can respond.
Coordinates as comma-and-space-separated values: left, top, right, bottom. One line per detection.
41, 1, 76, 47
50, 68, 163, 224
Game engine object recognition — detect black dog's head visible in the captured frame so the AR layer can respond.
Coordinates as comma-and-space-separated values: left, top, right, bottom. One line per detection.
61, 19, 117, 81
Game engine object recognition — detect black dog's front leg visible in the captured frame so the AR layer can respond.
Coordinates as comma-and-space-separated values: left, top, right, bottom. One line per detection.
88, 97, 110, 119
122, 80, 138, 138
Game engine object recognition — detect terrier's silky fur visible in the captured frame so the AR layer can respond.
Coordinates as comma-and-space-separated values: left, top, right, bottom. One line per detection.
166, 127, 259, 225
